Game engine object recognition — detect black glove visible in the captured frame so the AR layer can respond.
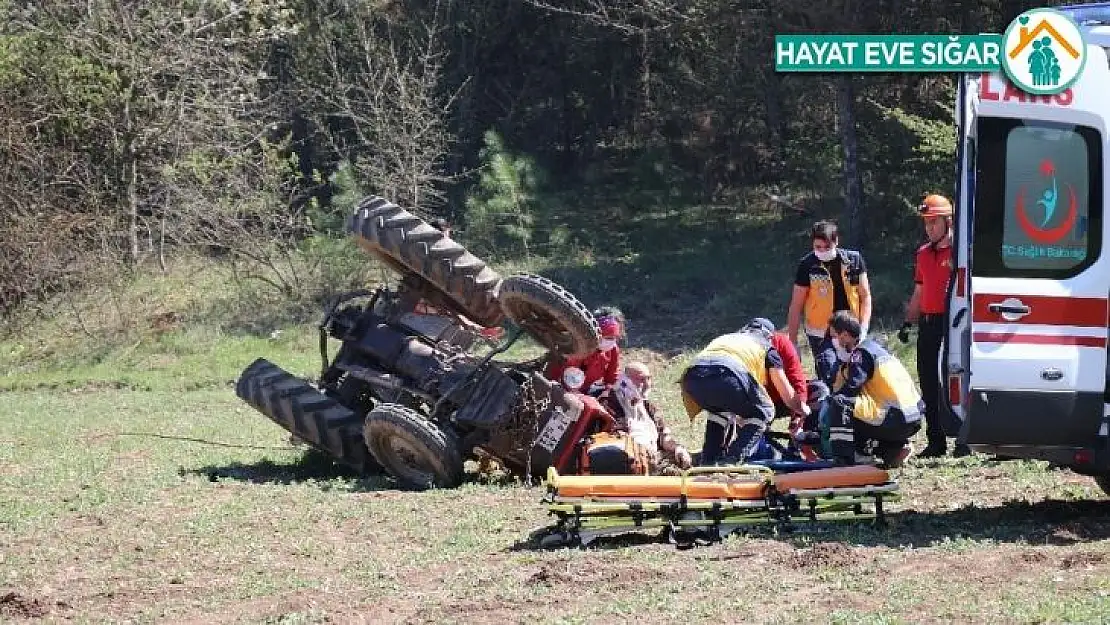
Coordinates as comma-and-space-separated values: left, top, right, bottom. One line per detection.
897, 322, 912, 344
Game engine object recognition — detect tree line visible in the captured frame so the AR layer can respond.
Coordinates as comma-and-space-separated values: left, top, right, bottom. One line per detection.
0, 0, 1066, 315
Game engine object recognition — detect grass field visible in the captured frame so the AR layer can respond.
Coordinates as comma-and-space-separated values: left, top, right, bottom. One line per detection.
3, 205, 1110, 623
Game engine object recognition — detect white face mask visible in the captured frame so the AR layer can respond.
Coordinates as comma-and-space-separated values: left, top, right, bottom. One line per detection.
600, 338, 618, 352
834, 341, 852, 362
815, 248, 837, 263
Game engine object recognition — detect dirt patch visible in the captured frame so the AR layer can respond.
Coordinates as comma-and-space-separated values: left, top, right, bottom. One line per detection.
525, 565, 576, 587
421, 598, 530, 623
1060, 552, 1105, 569
782, 542, 856, 569
888, 547, 1083, 589
522, 561, 665, 589
1020, 551, 1049, 564
0, 591, 52, 619
149, 311, 184, 335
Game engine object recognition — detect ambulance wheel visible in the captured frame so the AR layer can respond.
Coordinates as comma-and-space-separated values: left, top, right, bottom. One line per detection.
1095, 474, 1110, 498
363, 403, 464, 491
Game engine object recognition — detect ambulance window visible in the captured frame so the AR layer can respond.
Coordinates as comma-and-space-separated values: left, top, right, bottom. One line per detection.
972, 117, 1103, 279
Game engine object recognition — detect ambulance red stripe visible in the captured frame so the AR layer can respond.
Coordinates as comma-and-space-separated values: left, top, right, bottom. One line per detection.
972, 294, 1109, 327
972, 332, 1107, 348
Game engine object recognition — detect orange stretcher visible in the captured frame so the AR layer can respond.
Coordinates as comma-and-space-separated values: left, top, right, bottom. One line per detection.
529, 464, 900, 548
548, 465, 891, 500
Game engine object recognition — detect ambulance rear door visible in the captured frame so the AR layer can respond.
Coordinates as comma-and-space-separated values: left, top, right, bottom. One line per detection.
962, 45, 1110, 455
943, 73, 975, 436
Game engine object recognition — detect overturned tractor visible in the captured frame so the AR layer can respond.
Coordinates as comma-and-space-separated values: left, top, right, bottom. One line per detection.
235, 196, 614, 489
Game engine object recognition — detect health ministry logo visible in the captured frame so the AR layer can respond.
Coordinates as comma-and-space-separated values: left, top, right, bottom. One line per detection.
1001, 8, 1086, 95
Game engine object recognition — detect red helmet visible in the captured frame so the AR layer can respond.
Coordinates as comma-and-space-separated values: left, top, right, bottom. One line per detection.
918, 194, 953, 218
598, 317, 622, 339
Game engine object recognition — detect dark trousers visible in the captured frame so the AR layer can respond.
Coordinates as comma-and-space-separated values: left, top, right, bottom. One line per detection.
917, 314, 947, 447
819, 398, 922, 462
809, 333, 842, 387
682, 365, 772, 465
807, 334, 827, 363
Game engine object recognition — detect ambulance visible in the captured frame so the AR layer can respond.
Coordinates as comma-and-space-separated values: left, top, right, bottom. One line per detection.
945, 3, 1110, 495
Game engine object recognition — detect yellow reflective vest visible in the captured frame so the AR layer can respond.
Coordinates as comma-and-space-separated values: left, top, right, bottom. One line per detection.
833, 340, 923, 425
681, 332, 772, 420
799, 249, 866, 338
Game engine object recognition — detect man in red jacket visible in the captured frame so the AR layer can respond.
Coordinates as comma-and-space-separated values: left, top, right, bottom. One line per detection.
763, 319, 808, 418
760, 318, 814, 458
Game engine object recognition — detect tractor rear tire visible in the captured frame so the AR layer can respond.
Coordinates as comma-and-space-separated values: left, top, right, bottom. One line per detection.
363, 403, 464, 490
234, 358, 382, 475
1095, 474, 1110, 498
497, 273, 600, 357
347, 196, 504, 328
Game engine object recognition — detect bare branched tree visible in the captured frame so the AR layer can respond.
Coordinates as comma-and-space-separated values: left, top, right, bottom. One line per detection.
294, 0, 461, 215
519, 0, 692, 35
2, 0, 292, 265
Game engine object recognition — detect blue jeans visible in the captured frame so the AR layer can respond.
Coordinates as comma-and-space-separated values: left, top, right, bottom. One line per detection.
807, 333, 826, 360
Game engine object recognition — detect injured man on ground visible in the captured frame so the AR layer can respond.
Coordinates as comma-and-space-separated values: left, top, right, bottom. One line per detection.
580, 362, 695, 476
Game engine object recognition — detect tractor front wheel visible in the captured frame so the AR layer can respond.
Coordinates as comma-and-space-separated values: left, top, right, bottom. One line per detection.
363, 403, 464, 490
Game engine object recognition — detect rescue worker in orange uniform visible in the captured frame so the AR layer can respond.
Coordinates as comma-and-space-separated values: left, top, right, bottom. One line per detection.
898, 194, 970, 458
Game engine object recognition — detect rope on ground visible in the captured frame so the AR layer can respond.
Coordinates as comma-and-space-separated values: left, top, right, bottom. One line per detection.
88, 431, 292, 451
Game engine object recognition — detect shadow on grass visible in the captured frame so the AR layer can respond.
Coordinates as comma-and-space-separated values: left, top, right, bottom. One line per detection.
186, 449, 398, 492
188, 448, 529, 493
848, 497, 1110, 547
509, 497, 1110, 552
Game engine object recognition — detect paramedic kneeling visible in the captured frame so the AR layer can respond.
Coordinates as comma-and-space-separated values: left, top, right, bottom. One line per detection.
898, 194, 969, 459
824, 311, 922, 468
681, 318, 809, 464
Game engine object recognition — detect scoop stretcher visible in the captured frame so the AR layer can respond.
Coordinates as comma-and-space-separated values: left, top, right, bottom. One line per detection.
529, 462, 899, 548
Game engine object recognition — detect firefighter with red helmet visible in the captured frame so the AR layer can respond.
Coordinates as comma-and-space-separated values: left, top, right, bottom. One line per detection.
898, 194, 970, 458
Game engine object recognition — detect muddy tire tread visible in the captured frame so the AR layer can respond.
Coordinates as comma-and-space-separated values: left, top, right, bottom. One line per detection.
234, 358, 381, 475
347, 196, 504, 327
497, 273, 600, 357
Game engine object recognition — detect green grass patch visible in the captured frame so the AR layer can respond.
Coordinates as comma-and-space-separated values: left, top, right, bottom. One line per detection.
2, 198, 1109, 622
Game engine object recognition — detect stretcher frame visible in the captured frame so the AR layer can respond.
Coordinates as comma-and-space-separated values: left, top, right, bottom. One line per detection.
530, 464, 900, 548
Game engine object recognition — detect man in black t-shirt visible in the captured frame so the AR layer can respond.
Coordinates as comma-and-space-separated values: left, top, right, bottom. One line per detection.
786, 220, 872, 364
